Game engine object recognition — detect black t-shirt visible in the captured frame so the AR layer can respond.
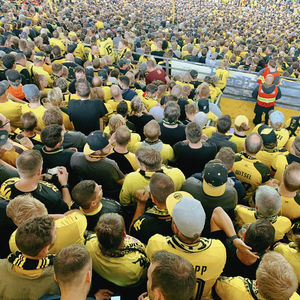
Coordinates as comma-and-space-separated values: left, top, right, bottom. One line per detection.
68, 99, 108, 135
0, 178, 68, 214
130, 207, 173, 244
33, 145, 75, 173
159, 123, 186, 147
127, 114, 154, 140
172, 141, 218, 177
107, 149, 136, 175
0, 199, 17, 258
83, 198, 123, 231
210, 230, 263, 280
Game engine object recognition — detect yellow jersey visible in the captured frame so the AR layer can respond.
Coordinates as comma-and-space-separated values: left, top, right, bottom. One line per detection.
21, 104, 46, 131
0, 100, 22, 128
9, 212, 87, 255
86, 234, 148, 287
279, 194, 300, 220
146, 234, 226, 299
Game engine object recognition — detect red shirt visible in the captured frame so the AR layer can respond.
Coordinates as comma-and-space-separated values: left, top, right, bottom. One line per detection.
146, 68, 167, 85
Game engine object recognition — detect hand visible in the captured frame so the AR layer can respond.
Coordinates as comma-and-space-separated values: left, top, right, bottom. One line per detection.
109, 132, 116, 145
94, 289, 114, 300
266, 178, 280, 189
233, 238, 259, 260
138, 292, 148, 300
201, 134, 208, 141
68, 147, 78, 152
19, 137, 34, 149
136, 189, 150, 204
57, 166, 69, 186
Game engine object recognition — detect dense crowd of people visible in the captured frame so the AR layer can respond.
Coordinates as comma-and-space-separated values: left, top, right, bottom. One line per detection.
0, 0, 299, 298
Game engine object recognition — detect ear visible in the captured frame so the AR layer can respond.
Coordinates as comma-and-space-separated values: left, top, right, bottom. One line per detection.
153, 287, 164, 300
54, 274, 58, 282
86, 270, 92, 284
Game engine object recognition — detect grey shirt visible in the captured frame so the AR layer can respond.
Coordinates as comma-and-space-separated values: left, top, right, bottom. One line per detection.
70, 152, 124, 200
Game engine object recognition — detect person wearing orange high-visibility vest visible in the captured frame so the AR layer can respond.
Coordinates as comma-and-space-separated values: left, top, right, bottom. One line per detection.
257, 60, 280, 85
252, 74, 281, 125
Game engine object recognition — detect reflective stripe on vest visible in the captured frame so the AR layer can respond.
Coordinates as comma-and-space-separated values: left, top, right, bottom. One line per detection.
257, 85, 278, 107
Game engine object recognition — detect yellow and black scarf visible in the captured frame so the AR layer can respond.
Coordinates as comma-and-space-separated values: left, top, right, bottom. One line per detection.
8, 251, 54, 270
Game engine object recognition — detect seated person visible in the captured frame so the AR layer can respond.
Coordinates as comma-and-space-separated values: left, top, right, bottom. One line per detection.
229, 115, 250, 153
139, 251, 196, 300
256, 125, 288, 168
70, 130, 124, 200
215, 251, 299, 300
182, 159, 237, 236
274, 221, 300, 285
86, 213, 149, 287
120, 147, 185, 208
133, 120, 174, 165
42, 107, 87, 152
235, 185, 291, 242
21, 84, 46, 131
72, 180, 122, 231
7, 194, 87, 255
0, 150, 71, 214
40, 245, 113, 300
192, 147, 246, 203
171, 122, 217, 177
0, 216, 60, 300
130, 173, 174, 244
159, 102, 186, 147
107, 125, 139, 175
278, 162, 300, 221
14, 112, 43, 146
211, 207, 274, 279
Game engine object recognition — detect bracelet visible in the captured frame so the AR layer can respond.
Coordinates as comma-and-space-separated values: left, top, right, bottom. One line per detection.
228, 234, 238, 242
60, 184, 69, 189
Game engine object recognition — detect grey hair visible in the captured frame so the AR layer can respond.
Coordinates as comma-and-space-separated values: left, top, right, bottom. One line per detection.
255, 186, 282, 217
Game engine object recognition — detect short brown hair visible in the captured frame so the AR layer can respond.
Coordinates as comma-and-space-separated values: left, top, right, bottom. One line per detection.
115, 125, 131, 146
21, 112, 37, 131
16, 150, 43, 179
143, 120, 161, 141
42, 107, 64, 126
186, 122, 202, 143
72, 180, 97, 210
216, 147, 235, 170
136, 147, 162, 171
149, 173, 175, 205
151, 251, 196, 300
95, 213, 124, 256
54, 245, 91, 284
6, 194, 48, 226
16, 215, 54, 256
283, 162, 300, 192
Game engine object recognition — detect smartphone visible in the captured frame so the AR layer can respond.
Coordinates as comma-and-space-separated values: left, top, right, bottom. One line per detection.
111, 297, 121, 300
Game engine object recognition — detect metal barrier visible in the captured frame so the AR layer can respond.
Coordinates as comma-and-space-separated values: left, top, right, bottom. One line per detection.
121, 50, 300, 111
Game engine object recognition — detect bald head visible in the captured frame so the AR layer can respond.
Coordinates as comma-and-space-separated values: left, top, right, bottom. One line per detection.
245, 132, 262, 155
111, 85, 122, 99
265, 74, 274, 85
65, 53, 75, 62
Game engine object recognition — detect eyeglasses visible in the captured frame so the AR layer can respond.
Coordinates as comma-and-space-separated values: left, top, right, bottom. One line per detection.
0, 119, 10, 128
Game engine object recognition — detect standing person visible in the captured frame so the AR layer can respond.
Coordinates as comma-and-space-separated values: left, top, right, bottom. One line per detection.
145, 60, 170, 85
252, 74, 281, 125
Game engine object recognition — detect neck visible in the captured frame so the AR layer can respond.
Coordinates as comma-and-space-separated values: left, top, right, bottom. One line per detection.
114, 144, 128, 153
29, 102, 41, 108
217, 131, 226, 135
85, 155, 102, 162
278, 183, 296, 198
82, 202, 100, 214
155, 203, 167, 210
0, 97, 8, 103
15, 177, 39, 192
114, 96, 123, 102
188, 140, 202, 149
60, 286, 89, 300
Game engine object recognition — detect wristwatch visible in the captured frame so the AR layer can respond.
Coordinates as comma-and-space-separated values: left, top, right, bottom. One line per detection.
228, 234, 238, 242
60, 184, 69, 189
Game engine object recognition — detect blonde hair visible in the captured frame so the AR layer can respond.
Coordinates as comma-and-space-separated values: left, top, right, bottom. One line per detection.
130, 96, 144, 114
48, 87, 63, 106
196, 82, 210, 98
256, 252, 298, 300
115, 125, 131, 146
6, 195, 48, 226
144, 120, 161, 141
108, 114, 126, 134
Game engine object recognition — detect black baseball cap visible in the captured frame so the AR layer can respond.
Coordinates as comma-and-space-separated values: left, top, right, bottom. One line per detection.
197, 98, 209, 114
83, 131, 109, 155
